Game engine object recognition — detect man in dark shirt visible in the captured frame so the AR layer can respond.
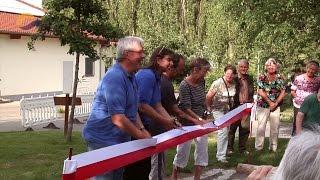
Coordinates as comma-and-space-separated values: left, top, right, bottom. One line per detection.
227, 59, 254, 155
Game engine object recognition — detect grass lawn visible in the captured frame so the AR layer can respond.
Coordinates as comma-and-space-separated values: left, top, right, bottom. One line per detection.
280, 95, 294, 124
0, 131, 86, 180
0, 131, 289, 179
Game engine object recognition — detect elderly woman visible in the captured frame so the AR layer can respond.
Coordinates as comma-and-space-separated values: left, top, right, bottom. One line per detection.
291, 60, 320, 135
172, 58, 210, 180
206, 64, 237, 163
255, 58, 286, 152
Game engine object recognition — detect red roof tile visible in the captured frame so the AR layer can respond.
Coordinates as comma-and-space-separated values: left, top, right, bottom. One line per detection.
0, 11, 110, 43
0, 11, 41, 36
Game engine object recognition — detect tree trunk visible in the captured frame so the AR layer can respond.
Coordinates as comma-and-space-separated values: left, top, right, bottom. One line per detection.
66, 52, 80, 142
180, 0, 187, 34
194, 0, 201, 37
132, 0, 140, 35
227, 20, 234, 61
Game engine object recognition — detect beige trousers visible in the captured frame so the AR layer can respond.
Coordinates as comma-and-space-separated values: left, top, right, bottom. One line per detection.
255, 106, 280, 151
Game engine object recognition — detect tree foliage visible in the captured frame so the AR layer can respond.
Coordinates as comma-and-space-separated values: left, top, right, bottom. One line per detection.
104, 0, 320, 81
29, 0, 122, 142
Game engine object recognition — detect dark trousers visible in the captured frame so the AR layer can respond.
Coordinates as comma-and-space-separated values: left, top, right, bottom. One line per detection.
123, 125, 151, 180
227, 117, 250, 152
123, 156, 151, 180
292, 107, 299, 136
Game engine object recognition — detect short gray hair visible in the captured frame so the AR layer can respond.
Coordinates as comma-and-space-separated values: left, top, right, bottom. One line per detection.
237, 59, 249, 66
272, 127, 320, 180
116, 36, 144, 60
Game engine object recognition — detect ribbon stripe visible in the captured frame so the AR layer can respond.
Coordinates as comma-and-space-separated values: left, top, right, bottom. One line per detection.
62, 103, 253, 180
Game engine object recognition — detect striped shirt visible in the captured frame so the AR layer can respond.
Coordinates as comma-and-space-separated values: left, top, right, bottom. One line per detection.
178, 79, 206, 125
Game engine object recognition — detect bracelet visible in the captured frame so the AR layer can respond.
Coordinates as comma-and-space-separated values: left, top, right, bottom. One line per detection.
139, 127, 145, 131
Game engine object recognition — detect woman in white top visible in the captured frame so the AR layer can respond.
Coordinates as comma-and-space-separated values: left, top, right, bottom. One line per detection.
206, 64, 237, 163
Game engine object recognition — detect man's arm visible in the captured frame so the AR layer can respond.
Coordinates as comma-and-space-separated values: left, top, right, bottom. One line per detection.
154, 103, 181, 128
139, 103, 177, 130
134, 113, 151, 136
295, 111, 305, 134
111, 114, 151, 139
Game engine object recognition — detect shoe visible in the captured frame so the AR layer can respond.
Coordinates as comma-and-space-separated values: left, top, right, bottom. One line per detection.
218, 159, 228, 163
226, 150, 234, 156
240, 150, 249, 155
269, 149, 277, 153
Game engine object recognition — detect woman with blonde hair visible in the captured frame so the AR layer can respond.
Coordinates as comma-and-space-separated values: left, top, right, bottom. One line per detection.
255, 58, 286, 152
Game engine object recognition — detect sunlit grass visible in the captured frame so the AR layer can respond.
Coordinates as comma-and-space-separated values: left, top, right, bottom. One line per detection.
0, 131, 288, 179
166, 134, 288, 175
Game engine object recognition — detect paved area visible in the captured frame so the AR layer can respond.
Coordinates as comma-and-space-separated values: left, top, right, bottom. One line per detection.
175, 169, 247, 180
0, 101, 292, 179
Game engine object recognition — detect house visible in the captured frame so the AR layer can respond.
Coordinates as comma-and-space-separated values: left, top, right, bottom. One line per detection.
0, 0, 114, 101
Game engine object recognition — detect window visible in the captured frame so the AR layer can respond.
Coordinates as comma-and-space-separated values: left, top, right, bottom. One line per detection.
85, 58, 95, 76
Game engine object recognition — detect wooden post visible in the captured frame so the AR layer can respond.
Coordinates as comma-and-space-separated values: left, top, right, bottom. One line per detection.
68, 147, 73, 160
54, 94, 81, 137
64, 93, 69, 137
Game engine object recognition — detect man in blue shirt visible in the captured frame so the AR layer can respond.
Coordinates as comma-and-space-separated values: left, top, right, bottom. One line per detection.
83, 36, 151, 180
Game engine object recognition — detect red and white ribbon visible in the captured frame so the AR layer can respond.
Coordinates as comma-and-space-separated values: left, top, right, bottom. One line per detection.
62, 103, 253, 180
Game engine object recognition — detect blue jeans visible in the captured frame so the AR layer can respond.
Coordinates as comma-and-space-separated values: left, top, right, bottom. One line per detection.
87, 142, 124, 180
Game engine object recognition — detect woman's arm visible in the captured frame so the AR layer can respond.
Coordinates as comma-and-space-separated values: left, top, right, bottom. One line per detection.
205, 89, 216, 111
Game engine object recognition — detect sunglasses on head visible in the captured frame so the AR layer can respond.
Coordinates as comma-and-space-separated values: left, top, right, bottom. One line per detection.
157, 46, 166, 56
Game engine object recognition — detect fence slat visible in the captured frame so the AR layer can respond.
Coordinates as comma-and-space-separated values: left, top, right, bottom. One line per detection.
20, 94, 94, 128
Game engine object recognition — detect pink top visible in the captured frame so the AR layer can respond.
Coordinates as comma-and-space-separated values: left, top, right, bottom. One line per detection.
291, 74, 320, 108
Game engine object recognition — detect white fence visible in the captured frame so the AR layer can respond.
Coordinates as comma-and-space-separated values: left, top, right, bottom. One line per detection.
20, 94, 94, 129
74, 94, 94, 118
20, 96, 58, 128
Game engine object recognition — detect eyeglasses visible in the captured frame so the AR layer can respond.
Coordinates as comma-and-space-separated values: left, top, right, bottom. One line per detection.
127, 49, 144, 54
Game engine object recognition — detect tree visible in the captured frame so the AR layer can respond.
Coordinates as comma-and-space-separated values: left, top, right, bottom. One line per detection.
105, 0, 320, 79
28, 0, 122, 142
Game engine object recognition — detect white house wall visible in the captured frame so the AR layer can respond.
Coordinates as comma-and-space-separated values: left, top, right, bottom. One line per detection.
0, 34, 104, 99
